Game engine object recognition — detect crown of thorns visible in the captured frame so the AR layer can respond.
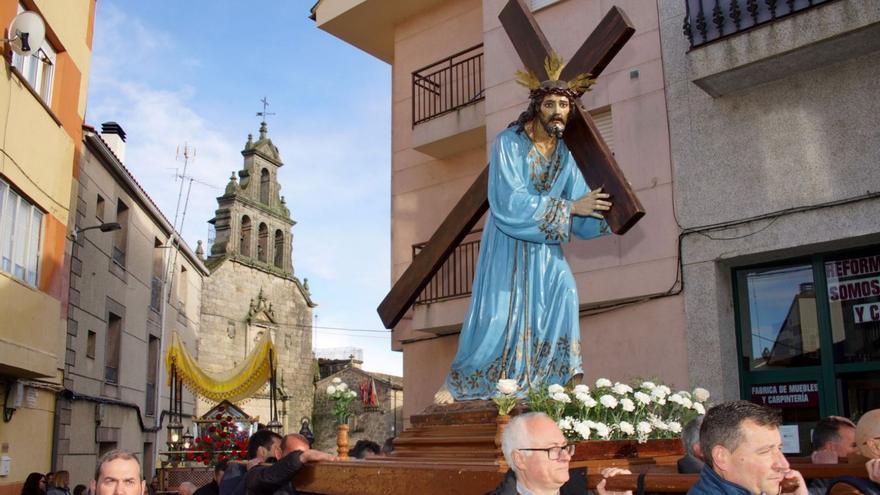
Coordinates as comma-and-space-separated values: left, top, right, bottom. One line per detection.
515, 53, 596, 100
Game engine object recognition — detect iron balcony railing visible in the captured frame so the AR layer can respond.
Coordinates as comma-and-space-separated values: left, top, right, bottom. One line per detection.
683, 0, 837, 49
412, 44, 484, 126
413, 230, 482, 305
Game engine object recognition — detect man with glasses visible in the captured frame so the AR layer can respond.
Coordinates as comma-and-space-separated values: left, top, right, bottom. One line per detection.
487, 412, 581, 495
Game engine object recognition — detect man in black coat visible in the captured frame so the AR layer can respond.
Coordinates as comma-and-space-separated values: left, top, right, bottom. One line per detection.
245, 432, 336, 495
194, 461, 226, 495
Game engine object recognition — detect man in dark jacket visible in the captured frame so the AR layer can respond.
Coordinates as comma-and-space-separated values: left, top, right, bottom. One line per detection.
687, 401, 807, 495
194, 461, 226, 495
245, 432, 336, 495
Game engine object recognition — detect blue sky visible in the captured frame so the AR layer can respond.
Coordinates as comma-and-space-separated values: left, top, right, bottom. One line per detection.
86, 2, 400, 375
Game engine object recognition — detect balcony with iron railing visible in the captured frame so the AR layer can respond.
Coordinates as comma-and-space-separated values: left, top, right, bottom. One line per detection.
413, 229, 482, 305
681, 0, 878, 97
682, 0, 837, 49
410, 44, 486, 158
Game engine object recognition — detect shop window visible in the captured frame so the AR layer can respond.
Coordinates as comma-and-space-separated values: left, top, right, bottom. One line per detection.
0, 177, 43, 286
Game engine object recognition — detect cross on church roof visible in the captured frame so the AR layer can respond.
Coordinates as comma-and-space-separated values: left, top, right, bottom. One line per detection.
257, 96, 276, 124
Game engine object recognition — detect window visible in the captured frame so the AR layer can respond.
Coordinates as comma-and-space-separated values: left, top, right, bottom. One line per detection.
104, 312, 122, 383
240, 215, 252, 257
529, 0, 561, 11
96, 194, 105, 221
274, 229, 284, 268
177, 265, 188, 314
11, 4, 55, 104
146, 336, 159, 416
150, 238, 163, 312
260, 168, 270, 204
0, 177, 43, 286
112, 200, 128, 267
87, 330, 96, 359
592, 108, 614, 154
733, 246, 880, 453
257, 223, 268, 263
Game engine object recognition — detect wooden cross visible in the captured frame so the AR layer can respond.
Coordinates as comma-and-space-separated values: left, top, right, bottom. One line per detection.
377, 0, 645, 329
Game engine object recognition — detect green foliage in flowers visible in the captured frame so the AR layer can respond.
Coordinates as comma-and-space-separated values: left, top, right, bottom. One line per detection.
520, 378, 710, 443
326, 377, 357, 424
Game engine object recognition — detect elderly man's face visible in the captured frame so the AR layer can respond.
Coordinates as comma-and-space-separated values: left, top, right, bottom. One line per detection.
513, 416, 571, 491
714, 420, 790, 495
91, 459, 144, 495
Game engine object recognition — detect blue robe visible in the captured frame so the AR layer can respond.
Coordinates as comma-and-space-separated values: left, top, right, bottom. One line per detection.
445, 127, 609, 400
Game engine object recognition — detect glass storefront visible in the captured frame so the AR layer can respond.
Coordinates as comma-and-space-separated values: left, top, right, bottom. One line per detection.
734, 246, 880, 455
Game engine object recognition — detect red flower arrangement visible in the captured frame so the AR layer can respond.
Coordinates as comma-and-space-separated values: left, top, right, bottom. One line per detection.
185, 406, 249, 467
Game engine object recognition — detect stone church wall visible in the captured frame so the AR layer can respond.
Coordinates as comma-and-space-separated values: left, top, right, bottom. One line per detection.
312, 367, 404, 454
198, 259, 314, 432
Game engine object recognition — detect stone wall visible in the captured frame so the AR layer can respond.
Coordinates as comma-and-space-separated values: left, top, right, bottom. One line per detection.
312, 367, 403, 454
199, 259, 315, 432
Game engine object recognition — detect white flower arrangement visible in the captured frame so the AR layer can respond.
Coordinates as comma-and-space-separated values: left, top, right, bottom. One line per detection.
519, 378, 711, 443
326, 378, 357, 424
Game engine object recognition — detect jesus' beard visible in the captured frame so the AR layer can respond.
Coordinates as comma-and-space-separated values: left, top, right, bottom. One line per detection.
540, 113, 566, 139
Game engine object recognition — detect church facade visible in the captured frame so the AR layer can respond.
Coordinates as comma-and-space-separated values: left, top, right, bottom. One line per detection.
197, 122, 317, 432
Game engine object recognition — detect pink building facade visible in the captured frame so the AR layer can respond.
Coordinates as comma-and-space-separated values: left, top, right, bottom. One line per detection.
312, 0, 686, 422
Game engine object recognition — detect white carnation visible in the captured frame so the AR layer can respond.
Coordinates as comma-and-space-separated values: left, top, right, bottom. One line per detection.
332, 377, 342, 384
497, 379, 518, 395
640, 381, 656, 390
595, 378, 612, 388
578, 394, 597, 408
668, 393, 683, 405
634, 391, 651, 405
620, 398, 635, 412
599, 395, 618, 409
612, 383, 633, 395
551, 391, 571, 403
348, 390, 357, 398
558, 417, 573, 431
637, 421, 653, 435
618, 421, 635, 435
593, 422, 611, 439
573, 420, 591, 440
326, 385, 336, 395
680, 397, 693, 409
337, 382, 348, 391
679, 390, 692, 399
667, 421, 682, 434
548, 383, 565, 394
694, 402, 706, 415
693, 388, 710, 402
573, 384, 590, 394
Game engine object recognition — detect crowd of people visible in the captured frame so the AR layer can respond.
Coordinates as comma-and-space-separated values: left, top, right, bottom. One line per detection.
17, 404, 880, 495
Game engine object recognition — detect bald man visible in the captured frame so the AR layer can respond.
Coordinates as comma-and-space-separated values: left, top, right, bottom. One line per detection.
855, 409, 880, 483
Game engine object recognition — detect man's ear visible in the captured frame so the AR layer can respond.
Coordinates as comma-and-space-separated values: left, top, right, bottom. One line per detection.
512, 450, 528, 471
711, 445, 731, 472
140, 481, 146, 495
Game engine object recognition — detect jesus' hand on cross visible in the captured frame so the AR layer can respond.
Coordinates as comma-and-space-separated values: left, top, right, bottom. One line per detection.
572, 188, 612, 219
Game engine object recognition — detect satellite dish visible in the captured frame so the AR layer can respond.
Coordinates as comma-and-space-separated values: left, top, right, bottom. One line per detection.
7, 11, 45, 56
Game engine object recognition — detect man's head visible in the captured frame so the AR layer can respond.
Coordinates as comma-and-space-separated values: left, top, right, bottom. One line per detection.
812, 416, 857, 459
281, 433, 310, 456
856, 409, 880, 459
53, 471, 70, 489
700, 401, 788, 495
501, 412, 572, 493
212, 461, 227, 485
177, 482, 196, 495
348, 440, 381, 459
682, 416, 704, 460
511, 90, 574, 139
246, 429, 283, 460
90, 450, 144, 495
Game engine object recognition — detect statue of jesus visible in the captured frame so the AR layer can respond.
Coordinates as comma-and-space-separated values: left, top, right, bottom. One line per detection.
434, 61, 611, 404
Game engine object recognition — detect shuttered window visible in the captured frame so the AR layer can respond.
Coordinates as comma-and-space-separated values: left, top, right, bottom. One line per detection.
591, 108, 614, 153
